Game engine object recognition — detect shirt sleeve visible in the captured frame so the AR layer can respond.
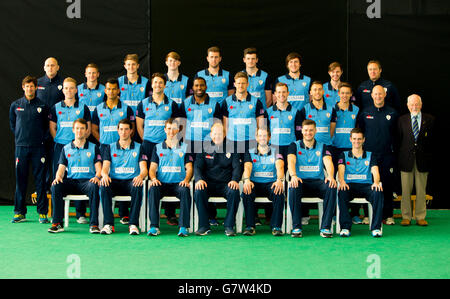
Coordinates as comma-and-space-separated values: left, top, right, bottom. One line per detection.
150, 145, 159, 164
83, 105, 91, 122
369, 152, 378, 167
49, 106, 57, 123
135, 101, 144, 119
243, 152, 252, 163
221, 100, 229, 118
139, 146, 149, 163
101, 144, 111, 162
287, 142, 297, 156
330, 107, 337, 123
255, 99, 266, 118
264, 74, 272, 91
94, 145, 102, 163
337, 152, 346, 165
294, 110, 303, 140
178, 102, 187, 118
323, 144, 332, 157
9, 102, 16, 132
194, 153, 205, 182
127, 106, 135, 122
213, 102, 222, 120
184, 152, 194, 165
231, 153, 242, 182
58, 147, 68, 166
91, 108, 99, 126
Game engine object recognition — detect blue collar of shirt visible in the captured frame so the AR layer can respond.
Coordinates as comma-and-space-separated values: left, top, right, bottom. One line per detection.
204, 68, 223, 77
162, 140, 182, 149
102, 100, 123, 109
190, 94, 211, 105
285, 73, 304, 80
272, 103, 293, 112
347, 150, 367, 159
299, 140, 317, 150
255, 147, 272, 156
83, 82, 100, 90
123, 75, 143, 84
61, 99, 80, 108
115, 140, 136, 150
326, 81, 337, 91
335, 103, 354, 112
231, 93, 251, 102
243, 69, 262, 77
70, 140, 89, 149
165, 73, 183, 82
152, 95, 169, 105
309, 101, 328, 111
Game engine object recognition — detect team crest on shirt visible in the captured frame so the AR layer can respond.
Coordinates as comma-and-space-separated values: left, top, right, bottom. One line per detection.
316, 151, 321, 156
75, 110, 80, 115
86, 152, 91, 157
179, 152, 184, 158
132, 152, 137, 158
249, 104, 253, 110
119, 112, 124, 117
302, 82, 307, 87
140, 87, 145, 92
180, 85, 185, 90
226, 152, 231, 159
270, 157, 275, 163
288, 115, 292, 120
326, 113, 330, 118
386, 115, 391, 120
259, 80, 263, 85
208, 108, 212, 114
352, 114, 356, 119
41, 157, 45, 164
97, 92, 102, 98
37, 107, 42, 113
165, 106, 169, 111
222, 78, 226, 84
365, 161, 370, 166
58, 85, 62, 90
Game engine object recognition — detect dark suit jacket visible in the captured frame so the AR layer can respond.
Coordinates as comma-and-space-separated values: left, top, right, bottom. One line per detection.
397, 112, 435, 172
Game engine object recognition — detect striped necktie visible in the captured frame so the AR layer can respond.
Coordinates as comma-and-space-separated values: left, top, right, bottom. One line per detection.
412, 115, 419, 141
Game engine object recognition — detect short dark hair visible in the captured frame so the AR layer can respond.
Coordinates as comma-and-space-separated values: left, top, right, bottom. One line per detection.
302, 119, 316, 127
151, 72, 166, 85
165, 117, 182, 131
105, 78, 119, 87
22, 75, 37, 87
285, 52, 302, 66
118, 118, 133, 129
350, 127, 364, 137
243, 47, 258, 57
73, 118, 88, 129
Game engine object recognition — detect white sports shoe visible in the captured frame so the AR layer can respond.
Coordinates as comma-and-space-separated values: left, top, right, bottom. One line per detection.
129, 225, 140, 235
77, 216, 89, 224
340, 229, 351, 237
100, 224, 114, 235
362, 217, 370, 225
385, 217, 395, 225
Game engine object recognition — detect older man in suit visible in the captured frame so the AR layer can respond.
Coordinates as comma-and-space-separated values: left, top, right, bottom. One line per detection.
397, 94, 435, 226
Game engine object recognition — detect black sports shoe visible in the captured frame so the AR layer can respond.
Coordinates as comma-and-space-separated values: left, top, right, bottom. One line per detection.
243, 226, 256, 236
225, 227, 236, 236
48, 223, 64, 233
195, 227, 211, 236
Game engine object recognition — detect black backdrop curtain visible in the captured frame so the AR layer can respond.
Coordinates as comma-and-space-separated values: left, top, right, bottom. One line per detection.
0, 0, 448, 207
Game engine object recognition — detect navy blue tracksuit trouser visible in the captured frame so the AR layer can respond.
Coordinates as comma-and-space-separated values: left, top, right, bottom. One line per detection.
241, 182, 284, 229
14, 145, 47, 216
100, 179, 143, 226
338, 183, 384, 231
288, 178, 337, 230
51, 178, 100, 226
148, 183, 191, 228
194, 182, 240, 230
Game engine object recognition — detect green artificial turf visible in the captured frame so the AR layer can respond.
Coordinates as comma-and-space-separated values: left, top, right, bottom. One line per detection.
1, 206, 449, 279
